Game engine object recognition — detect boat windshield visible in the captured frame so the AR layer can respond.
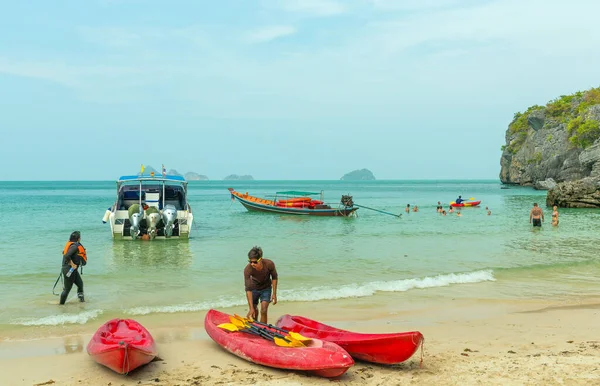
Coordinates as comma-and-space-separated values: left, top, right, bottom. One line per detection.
117, 181, 187, 211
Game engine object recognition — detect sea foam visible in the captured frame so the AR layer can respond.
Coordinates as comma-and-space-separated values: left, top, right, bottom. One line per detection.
126, 298, 244, 316
281, 269, 495, 302
12, 309, 104, 326
125, 270, 495, 316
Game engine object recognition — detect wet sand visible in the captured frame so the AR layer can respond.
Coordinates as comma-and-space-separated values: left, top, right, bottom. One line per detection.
2, 296, 599, 386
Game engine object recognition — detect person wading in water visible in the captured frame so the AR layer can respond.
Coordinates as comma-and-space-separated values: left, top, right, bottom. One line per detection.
529, 203, 545, 227
60, 231, 87, 304
244, 246, 278, 323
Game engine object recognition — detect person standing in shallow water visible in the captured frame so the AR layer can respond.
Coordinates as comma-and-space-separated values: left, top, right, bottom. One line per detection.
530, 203, 544, 227
60, 231, 86, 304
552, 205, 559, 226
244, 246, 278, 323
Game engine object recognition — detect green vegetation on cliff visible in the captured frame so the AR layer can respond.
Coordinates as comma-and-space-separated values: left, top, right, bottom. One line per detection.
505, 105, 544, 154
505, 86, 600, 153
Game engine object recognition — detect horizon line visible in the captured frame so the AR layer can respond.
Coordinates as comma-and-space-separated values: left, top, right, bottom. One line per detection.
1, 178, 504, 182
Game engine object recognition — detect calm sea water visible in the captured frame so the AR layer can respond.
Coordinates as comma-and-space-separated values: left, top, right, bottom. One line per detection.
1, 180, 599, 332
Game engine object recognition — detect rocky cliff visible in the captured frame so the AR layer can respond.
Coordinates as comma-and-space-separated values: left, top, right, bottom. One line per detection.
500, 87, 600, 186
546, 177, 600, 208
499, 87, 600, 206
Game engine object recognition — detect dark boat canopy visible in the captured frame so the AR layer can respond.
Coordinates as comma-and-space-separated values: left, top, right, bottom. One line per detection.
118, 174, 186, 182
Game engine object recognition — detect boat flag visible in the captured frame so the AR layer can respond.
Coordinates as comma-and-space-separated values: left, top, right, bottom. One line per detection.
140, 164, 145, 175
162, 164, 166, 177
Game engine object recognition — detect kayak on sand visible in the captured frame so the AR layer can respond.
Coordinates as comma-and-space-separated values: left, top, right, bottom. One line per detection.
205, 309, 354, 378
87, 318, 157, 374
276, 314, 424, 365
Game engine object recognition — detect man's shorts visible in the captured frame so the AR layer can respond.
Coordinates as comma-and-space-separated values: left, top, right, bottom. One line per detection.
532, 218, 542, 227
252, 288, 272, 306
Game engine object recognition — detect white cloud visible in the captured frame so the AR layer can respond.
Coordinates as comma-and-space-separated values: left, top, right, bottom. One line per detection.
4, 0, 600, 115
369, 0, 461, 11
271, 0, 346, 16
246, 25, 296, 43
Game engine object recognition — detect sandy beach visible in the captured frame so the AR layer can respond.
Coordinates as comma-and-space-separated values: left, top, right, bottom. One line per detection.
2, 295, 599, 386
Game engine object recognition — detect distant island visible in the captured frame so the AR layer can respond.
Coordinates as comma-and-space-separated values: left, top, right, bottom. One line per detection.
340, 169, 376, 181
136, 165, 209, 180
185, 172, 209, 181
224, 174, 254, 181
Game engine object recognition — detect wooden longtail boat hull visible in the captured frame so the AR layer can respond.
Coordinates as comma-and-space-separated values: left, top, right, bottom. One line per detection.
205, 309, 354, 378
276, 314, 423, 365
228, 189, 358, 217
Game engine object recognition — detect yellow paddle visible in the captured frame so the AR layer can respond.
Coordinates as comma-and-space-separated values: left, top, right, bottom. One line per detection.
217, 323, 240, 332
233, 314, 311, 342
222, 317, 304, 347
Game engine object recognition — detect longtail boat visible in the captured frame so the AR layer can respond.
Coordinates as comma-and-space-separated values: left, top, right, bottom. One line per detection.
228, 188, 358, 217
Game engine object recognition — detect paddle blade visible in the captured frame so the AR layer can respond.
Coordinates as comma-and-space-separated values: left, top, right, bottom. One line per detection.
229, 316, 248, 329
286, 337, 306, 347
273, 336, 306, 347
234, 314, 252, 323
233, 313, 310, 343
469, 197, 475, 200
288, 331, 311, 342
217, 323, 240, 332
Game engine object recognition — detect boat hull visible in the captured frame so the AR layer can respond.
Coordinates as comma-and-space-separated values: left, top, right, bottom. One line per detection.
109, 210, 193, 239
205, 309, 354, 378
229, 189, 357, 217
450, 200, 481, 207
107, 174, 194, 240
276, 315, 423, 365
87, 318, 157, 374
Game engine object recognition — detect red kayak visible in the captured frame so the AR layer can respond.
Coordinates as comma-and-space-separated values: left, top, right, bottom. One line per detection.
276, 314, 423, 365
450, 200, 481, 207
205, 309, 354, 378
87, 318, 157, 374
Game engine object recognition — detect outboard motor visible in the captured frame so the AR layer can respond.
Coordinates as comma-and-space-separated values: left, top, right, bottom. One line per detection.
341, 195, 354, 208
145, 206, 161, 240
128, 204, 143, 239
161, 204, 177, 238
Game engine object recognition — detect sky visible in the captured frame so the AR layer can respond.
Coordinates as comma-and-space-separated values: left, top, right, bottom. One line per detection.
1, 0, 600, 180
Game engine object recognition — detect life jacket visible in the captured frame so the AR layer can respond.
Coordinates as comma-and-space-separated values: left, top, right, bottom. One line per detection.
63, 242, 87, 264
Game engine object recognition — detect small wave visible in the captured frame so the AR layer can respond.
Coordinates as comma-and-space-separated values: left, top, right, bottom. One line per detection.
281, 269, 496, 302
126, 298, 244, 316
125, 270, 494, 316
12, 309, 103, 326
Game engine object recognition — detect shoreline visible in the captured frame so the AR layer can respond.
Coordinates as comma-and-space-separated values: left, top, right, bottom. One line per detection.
1, 295, 599, 385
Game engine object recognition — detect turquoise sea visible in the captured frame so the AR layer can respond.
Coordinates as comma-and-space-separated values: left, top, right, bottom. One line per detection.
2, 180, 600, 335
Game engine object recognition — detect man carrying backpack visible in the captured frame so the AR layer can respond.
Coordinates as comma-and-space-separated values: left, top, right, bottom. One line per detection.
59, 231, 87, 304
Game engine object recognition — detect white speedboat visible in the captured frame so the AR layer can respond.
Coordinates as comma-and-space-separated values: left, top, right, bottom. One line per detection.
103, 174, 194, 239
